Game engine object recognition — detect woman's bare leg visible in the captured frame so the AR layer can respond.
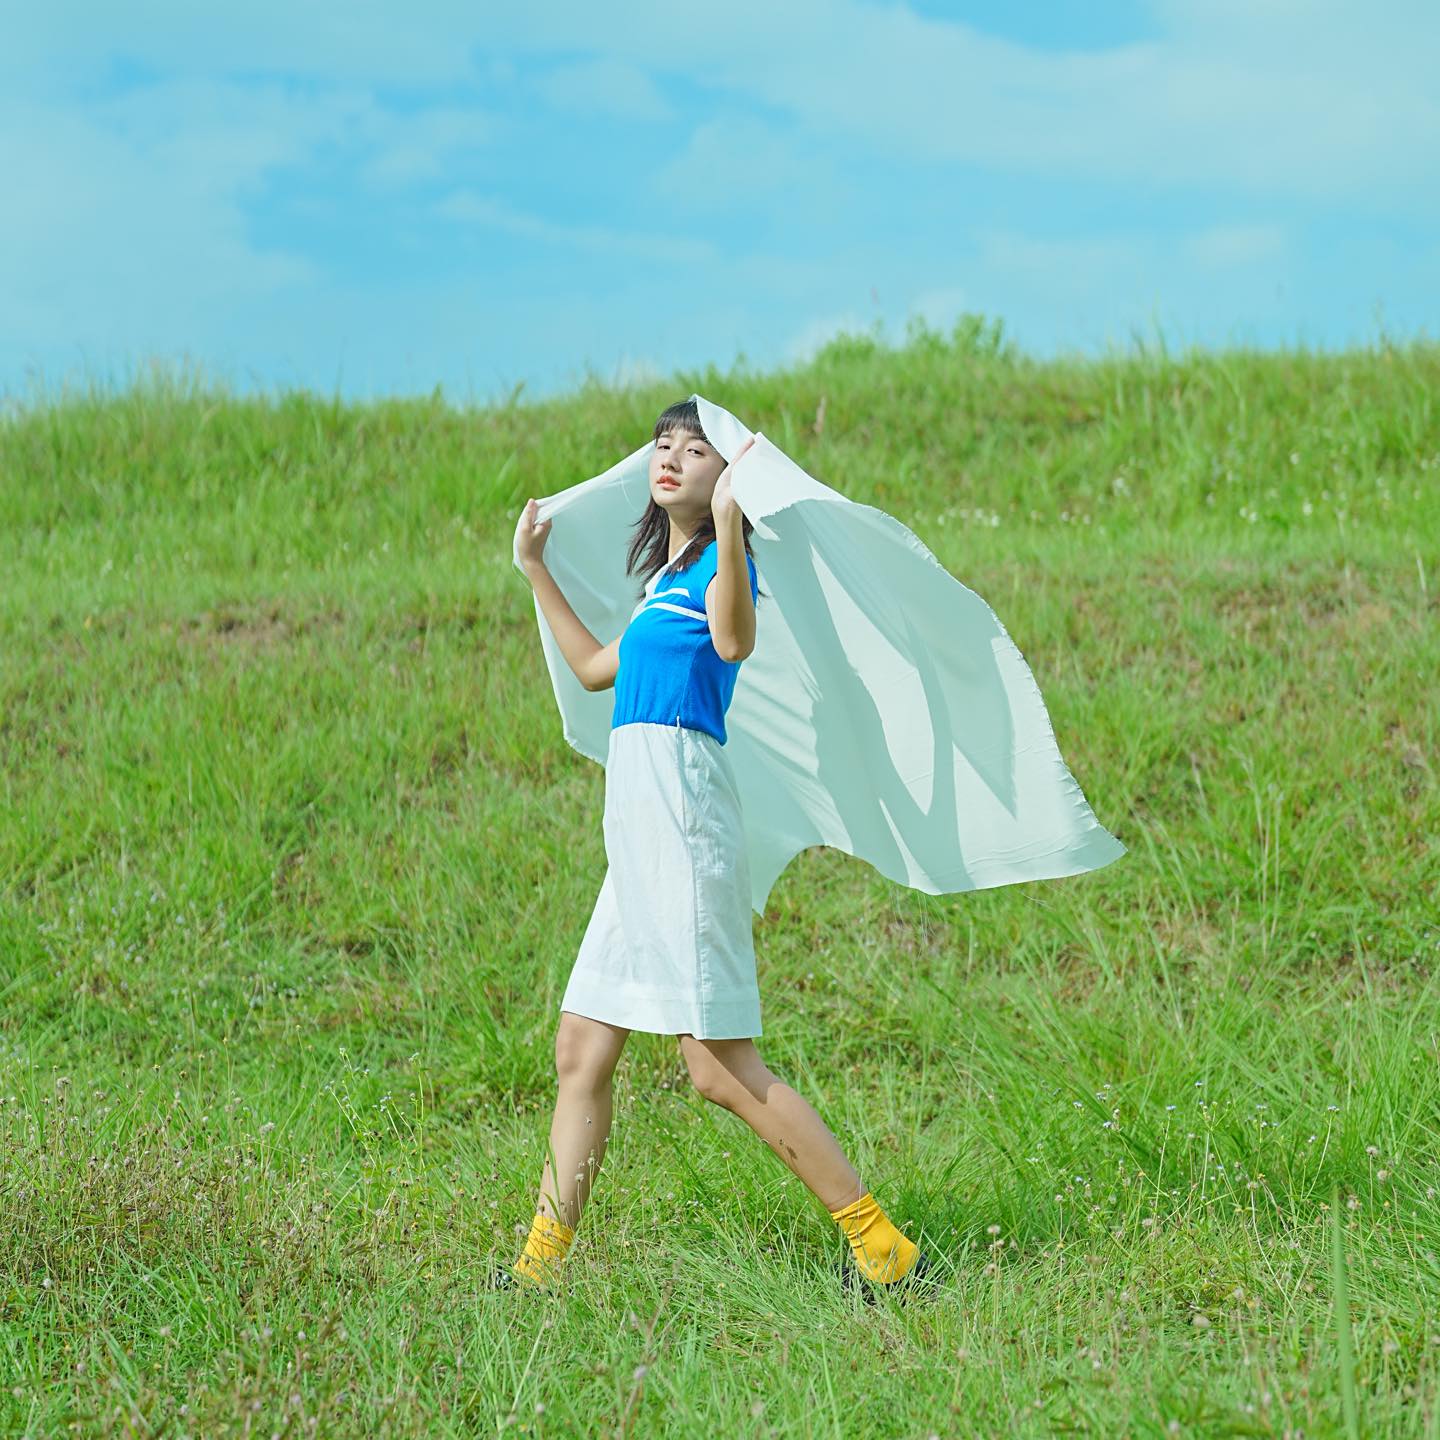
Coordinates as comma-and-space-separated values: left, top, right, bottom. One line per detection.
533, 1012, 632, 1230
676, 1035, 864, 1212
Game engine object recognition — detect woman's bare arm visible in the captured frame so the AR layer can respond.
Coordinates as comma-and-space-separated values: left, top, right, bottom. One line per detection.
515, 498, 625, 691
522, 558, 613, 691
587, 634, 622, 692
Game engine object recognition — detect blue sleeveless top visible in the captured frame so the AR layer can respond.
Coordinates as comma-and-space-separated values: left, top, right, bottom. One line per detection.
611, 538, 760, 745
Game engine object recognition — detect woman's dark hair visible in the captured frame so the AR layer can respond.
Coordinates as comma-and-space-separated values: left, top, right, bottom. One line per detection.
626, 398, 765, 604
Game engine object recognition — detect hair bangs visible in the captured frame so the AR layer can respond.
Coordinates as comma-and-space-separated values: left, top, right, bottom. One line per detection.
651, 397, 710, 447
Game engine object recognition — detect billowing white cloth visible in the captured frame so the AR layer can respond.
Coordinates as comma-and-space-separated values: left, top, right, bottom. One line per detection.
513, 393, 1127, 918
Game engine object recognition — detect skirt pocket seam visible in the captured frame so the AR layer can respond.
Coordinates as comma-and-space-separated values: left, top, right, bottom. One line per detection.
676, 727, 711, 1033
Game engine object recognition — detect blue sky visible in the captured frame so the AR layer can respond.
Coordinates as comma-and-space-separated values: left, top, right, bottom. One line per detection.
4, 0, 1436, 406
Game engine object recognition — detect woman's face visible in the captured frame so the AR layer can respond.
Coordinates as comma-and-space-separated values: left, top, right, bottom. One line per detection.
648, 427, 726, 522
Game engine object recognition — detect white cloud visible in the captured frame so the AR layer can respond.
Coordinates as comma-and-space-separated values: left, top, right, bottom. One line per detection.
11, 3, 1437, 202
357, 106, 499, 188
606, 354, 666, 389
2, 2, 1434, 403
432, 189, 720, 266
784, 290, 981, 364
906, 287, 974, 332
973, 228, 1146, 283
649, 115, 832, 212
532, 57, 674, 122
0, 3, 488, 92
0, 82, 353, 346
0, 72, 510, 368
1182, 223, 1286, 268
783, 310, 876, 364
492, 0, 1440, 205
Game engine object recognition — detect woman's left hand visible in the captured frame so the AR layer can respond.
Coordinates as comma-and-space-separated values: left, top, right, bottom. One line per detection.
712, 436, 755, 523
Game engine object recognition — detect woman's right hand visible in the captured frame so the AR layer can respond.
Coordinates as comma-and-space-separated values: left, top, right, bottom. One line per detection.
515, 497, 552, 571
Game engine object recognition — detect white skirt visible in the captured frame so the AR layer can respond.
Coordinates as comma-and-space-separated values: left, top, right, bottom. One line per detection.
561, 720, 762, 1039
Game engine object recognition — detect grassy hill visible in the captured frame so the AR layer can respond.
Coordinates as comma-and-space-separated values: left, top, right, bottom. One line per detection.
1, 317, 1437, 1435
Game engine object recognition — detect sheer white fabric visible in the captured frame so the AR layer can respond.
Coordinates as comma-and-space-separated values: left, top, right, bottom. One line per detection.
513, 393, 1127, 918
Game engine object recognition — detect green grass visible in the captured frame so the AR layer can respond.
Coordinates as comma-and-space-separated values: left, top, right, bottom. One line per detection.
1, 313, 1437, 1436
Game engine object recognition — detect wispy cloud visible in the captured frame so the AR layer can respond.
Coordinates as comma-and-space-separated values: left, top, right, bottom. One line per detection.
357, 106, 499, 188
784, 310, 874, 364
464, 1, 1440, 203
532, 57, 674, 122
432, 190, 719, 266
0, 81, 345, 341
1182, 223, 1286, 268
0, 2, 1433, 403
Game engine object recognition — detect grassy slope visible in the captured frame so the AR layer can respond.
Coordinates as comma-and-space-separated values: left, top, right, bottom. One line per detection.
1, 317, 1437, 1436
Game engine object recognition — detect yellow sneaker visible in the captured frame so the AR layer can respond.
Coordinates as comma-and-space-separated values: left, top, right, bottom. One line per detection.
837, 1246, 937, 1305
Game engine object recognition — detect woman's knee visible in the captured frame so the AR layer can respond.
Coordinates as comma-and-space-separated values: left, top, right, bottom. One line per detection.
555, 1011, 629, 1087
679, 1035, 760, 1107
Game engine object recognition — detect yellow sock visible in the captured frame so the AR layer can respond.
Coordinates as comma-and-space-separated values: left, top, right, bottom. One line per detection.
512, 1211, 575, 1286
828, 1190, 920, 1283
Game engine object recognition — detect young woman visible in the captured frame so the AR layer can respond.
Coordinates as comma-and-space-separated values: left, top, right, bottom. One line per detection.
498, 398, 933, 1301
